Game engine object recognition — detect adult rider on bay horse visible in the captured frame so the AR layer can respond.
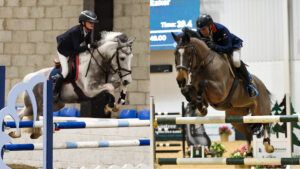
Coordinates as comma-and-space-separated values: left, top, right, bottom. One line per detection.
184, 14, 259, 98
53, 10, 99, 102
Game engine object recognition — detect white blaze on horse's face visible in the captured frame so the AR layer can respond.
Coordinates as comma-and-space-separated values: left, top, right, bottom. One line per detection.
175, 47, 189, 88
178, 48, 184, 67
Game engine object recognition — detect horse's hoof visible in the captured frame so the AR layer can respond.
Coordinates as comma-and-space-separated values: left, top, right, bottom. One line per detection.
104, 105, 113, 114
112, 104, 120, 112
8, 131, 21, 138
196, 107, 207, 117
153, 121, 158, 129
201, 108, 208, 116
30, 133, 41, 139
265, 145, 274, 153
246, 152, 253, 157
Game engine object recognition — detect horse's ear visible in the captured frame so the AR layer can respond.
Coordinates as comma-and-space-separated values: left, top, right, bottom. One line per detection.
127, 37, 135, 45
171, 32, 180, 44
182, 32, 190, 43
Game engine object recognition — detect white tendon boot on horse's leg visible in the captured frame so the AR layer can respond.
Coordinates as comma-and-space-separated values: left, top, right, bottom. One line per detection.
263, 124, 274, 153
8, 108, 27, 138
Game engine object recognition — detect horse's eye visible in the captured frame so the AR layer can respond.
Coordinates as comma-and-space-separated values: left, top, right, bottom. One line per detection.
120, 57, 126, 61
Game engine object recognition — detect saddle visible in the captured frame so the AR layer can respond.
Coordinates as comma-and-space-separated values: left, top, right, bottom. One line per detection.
50, 56, 91, 101
51, 56, 79, 82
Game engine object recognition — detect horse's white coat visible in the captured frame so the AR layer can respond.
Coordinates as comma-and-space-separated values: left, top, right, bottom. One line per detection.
10, 31, 135, 139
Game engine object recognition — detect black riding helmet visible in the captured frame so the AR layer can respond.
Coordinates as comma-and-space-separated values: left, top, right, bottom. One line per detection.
79, 10, 99, 24
196, 14, 213, 29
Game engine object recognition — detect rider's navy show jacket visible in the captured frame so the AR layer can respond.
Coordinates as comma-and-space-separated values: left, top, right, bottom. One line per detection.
198, 22, 243, 54
57, 25, 91, 57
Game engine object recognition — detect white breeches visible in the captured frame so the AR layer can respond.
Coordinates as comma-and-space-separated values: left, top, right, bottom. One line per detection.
57, 51, 69, 78
232, 49, 241, 68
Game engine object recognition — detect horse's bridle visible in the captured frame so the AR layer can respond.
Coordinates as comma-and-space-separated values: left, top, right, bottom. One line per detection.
175, 44, 197, 72
175, 44, 214, 74
88, 44, 132, 83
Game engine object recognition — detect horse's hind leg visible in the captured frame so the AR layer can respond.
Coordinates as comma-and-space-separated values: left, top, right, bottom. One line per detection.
227, 110, 253, 156
8, 106, 31, 138
30, 115, 42, 139
252, 100, 274, 153
230, 122, 253, 156
30, 97, 44, 139
262, 124, 274, 153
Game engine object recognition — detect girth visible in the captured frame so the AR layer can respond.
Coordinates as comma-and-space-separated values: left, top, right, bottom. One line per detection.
211, 77, 239, 109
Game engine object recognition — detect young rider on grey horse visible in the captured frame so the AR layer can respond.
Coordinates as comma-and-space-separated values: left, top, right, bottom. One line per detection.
53, 10, 98, 101
184, 14, 259, 98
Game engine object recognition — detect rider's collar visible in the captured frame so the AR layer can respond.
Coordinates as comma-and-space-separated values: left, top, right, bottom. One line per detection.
210, 23, 217, 33
83, 28, 88, 37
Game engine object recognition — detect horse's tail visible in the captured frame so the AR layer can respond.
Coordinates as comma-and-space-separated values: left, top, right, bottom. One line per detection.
266, 88, 274, 108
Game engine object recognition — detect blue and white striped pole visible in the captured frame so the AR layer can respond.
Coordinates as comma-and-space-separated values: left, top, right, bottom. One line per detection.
4, 139, 150, 151
4, 119, 150, 129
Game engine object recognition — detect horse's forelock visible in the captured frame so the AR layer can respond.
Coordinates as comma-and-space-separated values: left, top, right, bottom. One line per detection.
101, 31, 123, 43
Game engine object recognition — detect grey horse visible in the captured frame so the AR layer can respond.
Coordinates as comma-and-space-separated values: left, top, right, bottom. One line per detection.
9, 31, 135, 139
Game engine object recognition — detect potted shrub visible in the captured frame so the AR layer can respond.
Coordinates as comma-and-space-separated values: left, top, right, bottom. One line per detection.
209, 142, 226, 157
219, 125, 232, 142
230, 145, 249, 169
231, 144, 248, 158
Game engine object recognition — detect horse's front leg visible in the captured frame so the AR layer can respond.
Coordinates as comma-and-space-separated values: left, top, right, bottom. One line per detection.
181, 84, 208, 116
91, 83, 121, 113
180, 84, 196, 102
263, 124, 274, 153
83, 82, 115, 97
193, 80, 208, 116
30, 114, 42, 139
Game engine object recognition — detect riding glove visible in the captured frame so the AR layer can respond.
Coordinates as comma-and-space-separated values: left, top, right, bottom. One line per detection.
206, 41, 217, 50
88, 42, 98, 49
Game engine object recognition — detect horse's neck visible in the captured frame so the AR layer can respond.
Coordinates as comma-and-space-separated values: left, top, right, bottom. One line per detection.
77, 52, 104, 81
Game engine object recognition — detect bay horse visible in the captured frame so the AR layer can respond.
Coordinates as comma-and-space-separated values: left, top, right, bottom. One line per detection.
171, 31, 274, 154
9, 31, 135, 139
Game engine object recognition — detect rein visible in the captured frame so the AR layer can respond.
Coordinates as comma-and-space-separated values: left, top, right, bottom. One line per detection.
85, 45, 132, 83
176, 44, 215, 74
193, 50, 215, 73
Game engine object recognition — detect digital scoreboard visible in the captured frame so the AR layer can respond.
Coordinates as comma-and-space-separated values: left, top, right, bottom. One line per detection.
150, 0, 200, 50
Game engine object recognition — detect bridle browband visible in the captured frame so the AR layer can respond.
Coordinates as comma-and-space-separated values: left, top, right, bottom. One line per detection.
175, 43, 214, 73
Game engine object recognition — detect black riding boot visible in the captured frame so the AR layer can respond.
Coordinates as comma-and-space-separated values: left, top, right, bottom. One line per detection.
52, 73, 64, 102
238, 62, 259, 98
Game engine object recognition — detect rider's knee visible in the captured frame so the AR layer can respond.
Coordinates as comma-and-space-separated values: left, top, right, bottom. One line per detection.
57, 51, 69, 78
232, 50, 241, 68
